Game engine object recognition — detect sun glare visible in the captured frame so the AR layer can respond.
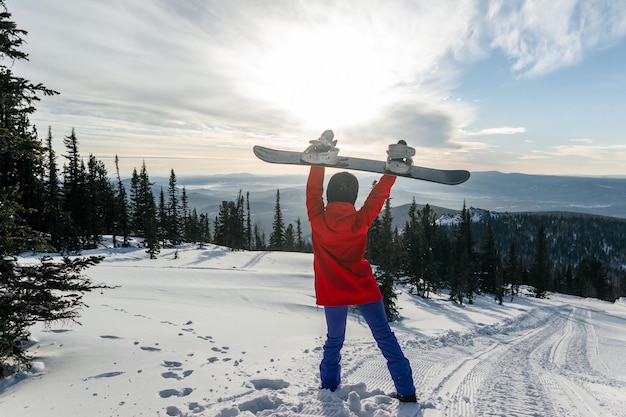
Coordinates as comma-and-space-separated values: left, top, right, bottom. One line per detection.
232, 19, 409, 130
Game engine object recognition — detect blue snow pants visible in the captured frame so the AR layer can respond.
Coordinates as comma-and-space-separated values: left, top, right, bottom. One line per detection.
320, 300, 415, 396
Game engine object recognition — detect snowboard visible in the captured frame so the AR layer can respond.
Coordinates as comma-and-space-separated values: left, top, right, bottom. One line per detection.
253, 145, 470, 185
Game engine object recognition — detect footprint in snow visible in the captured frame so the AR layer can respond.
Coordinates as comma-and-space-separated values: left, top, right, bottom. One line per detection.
159, 388, 193, 398
250, 378, 290, 390
140, 346, 161, 352
83, 371, 125, 381
161, 360, 193, 380
161, 370, 194, 380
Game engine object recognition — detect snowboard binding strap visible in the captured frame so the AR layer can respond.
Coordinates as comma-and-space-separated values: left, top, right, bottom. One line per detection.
386, 140, 415, 174
301, 129, 340, 165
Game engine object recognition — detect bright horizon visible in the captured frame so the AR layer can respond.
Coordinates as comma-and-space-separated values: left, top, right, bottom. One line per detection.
9, 0, 626, 178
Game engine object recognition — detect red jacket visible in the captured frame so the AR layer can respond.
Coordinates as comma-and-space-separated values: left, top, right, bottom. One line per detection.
306, 166, 396, 306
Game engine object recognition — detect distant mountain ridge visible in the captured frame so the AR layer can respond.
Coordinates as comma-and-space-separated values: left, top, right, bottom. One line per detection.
455, 171, 626, 218
158, 170, 624, 217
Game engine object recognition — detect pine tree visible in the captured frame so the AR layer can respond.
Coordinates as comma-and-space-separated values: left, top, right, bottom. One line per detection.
214, 201, 235, 247
529, 224, 551, 298
253, 223, 266, 250
129, 162, 159, 256
479, 219, 502, 304
503, 242, 522, 299
129, 167, 142, 235
199, 213, 211, 243
235, 190, 246, 249
61, 128, 86, 251
140, 164, 159, 257
450, 203, 475, 304
374, 198, 399, 321
576, 256, 608, 300
269, 189, 285, 250
419, 204, 443, 297
563, 265, 575, 295
213, 195, 246, 251
284, 224, 296, 251
245, 192, 252, 250
1, 2, 109, 375
84, 154, 115, 248
0, 2, 57, 231
112, 155, 130, 247
41, 126, 65, 250
167, 169, 180, 245
295, 217, 305, 252
181, 186, 190, 242
157, 188, 168, 246
402, 199, 422, 295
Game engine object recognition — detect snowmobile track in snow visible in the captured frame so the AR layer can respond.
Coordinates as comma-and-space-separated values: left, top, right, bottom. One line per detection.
207, 302, 625, 417
409, 305, 624, 417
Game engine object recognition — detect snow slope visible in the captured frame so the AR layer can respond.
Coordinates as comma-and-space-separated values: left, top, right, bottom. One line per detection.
1, 244, 625, 417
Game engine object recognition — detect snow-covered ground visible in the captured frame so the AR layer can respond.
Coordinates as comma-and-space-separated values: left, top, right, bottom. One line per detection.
2, 244, 625, 417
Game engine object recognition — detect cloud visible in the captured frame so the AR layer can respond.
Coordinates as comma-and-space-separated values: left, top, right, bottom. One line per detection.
8, 0, 626, 176
553, 143, 626, 160
569, 138, 594, 144
460, 127, 526, 136
481, 0, 626, 77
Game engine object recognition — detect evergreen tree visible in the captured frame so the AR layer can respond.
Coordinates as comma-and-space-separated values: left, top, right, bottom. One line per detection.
213, 194, 246, 250
284, 223, 296, 251
503, 242, 522, 299
129, 162, 159, 256
253, 223, 266, 250
563, 265, 575, 295
576, 256, 608, 300
112, 155, 130, 247
479, 219, 503, 303
199, 213, 211, 243
450, 203, 475, 304
269, 189, 285, 250
529, 224, 551, 298
418, 204, 442, 297
181, 186, 190, 242
129, 167, 142, 235
61, 128, 86, 251
0, 2, 57, 231
245, 192, 252, 250
214, 200, 236, 247
84, 154, 115, 248
157, 187, 168, 246
167, 169, 180, 245
402, 199, 422, 295
140, 167, 159, 258
41, 126, 66, 250
235, 190, 246, 249
295, 217, 305, 252
374, 198, 399, 321
1, 2, 108, 375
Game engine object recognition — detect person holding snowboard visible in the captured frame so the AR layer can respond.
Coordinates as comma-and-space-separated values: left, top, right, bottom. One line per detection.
305, 130, 416, 402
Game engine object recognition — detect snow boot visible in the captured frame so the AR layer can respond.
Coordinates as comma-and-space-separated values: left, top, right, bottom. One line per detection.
386, 140, 415, 174
302, 129, 339, 165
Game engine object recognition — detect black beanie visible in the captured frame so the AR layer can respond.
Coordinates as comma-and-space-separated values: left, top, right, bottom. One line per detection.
327, 172, 359, 204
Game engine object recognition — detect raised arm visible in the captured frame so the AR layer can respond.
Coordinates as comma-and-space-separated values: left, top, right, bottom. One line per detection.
356, 174, 396, 227
306, 166, 326, 221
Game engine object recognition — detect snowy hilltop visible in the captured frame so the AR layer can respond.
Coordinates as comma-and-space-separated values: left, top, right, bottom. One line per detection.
1, 244, 625, 417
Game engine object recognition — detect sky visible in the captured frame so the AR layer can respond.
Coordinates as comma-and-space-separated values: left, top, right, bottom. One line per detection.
7, 0, 626, 178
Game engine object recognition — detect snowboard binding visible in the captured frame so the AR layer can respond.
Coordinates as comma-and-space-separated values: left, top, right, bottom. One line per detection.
386, 140, 415, 174
301, 129, 340, 165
